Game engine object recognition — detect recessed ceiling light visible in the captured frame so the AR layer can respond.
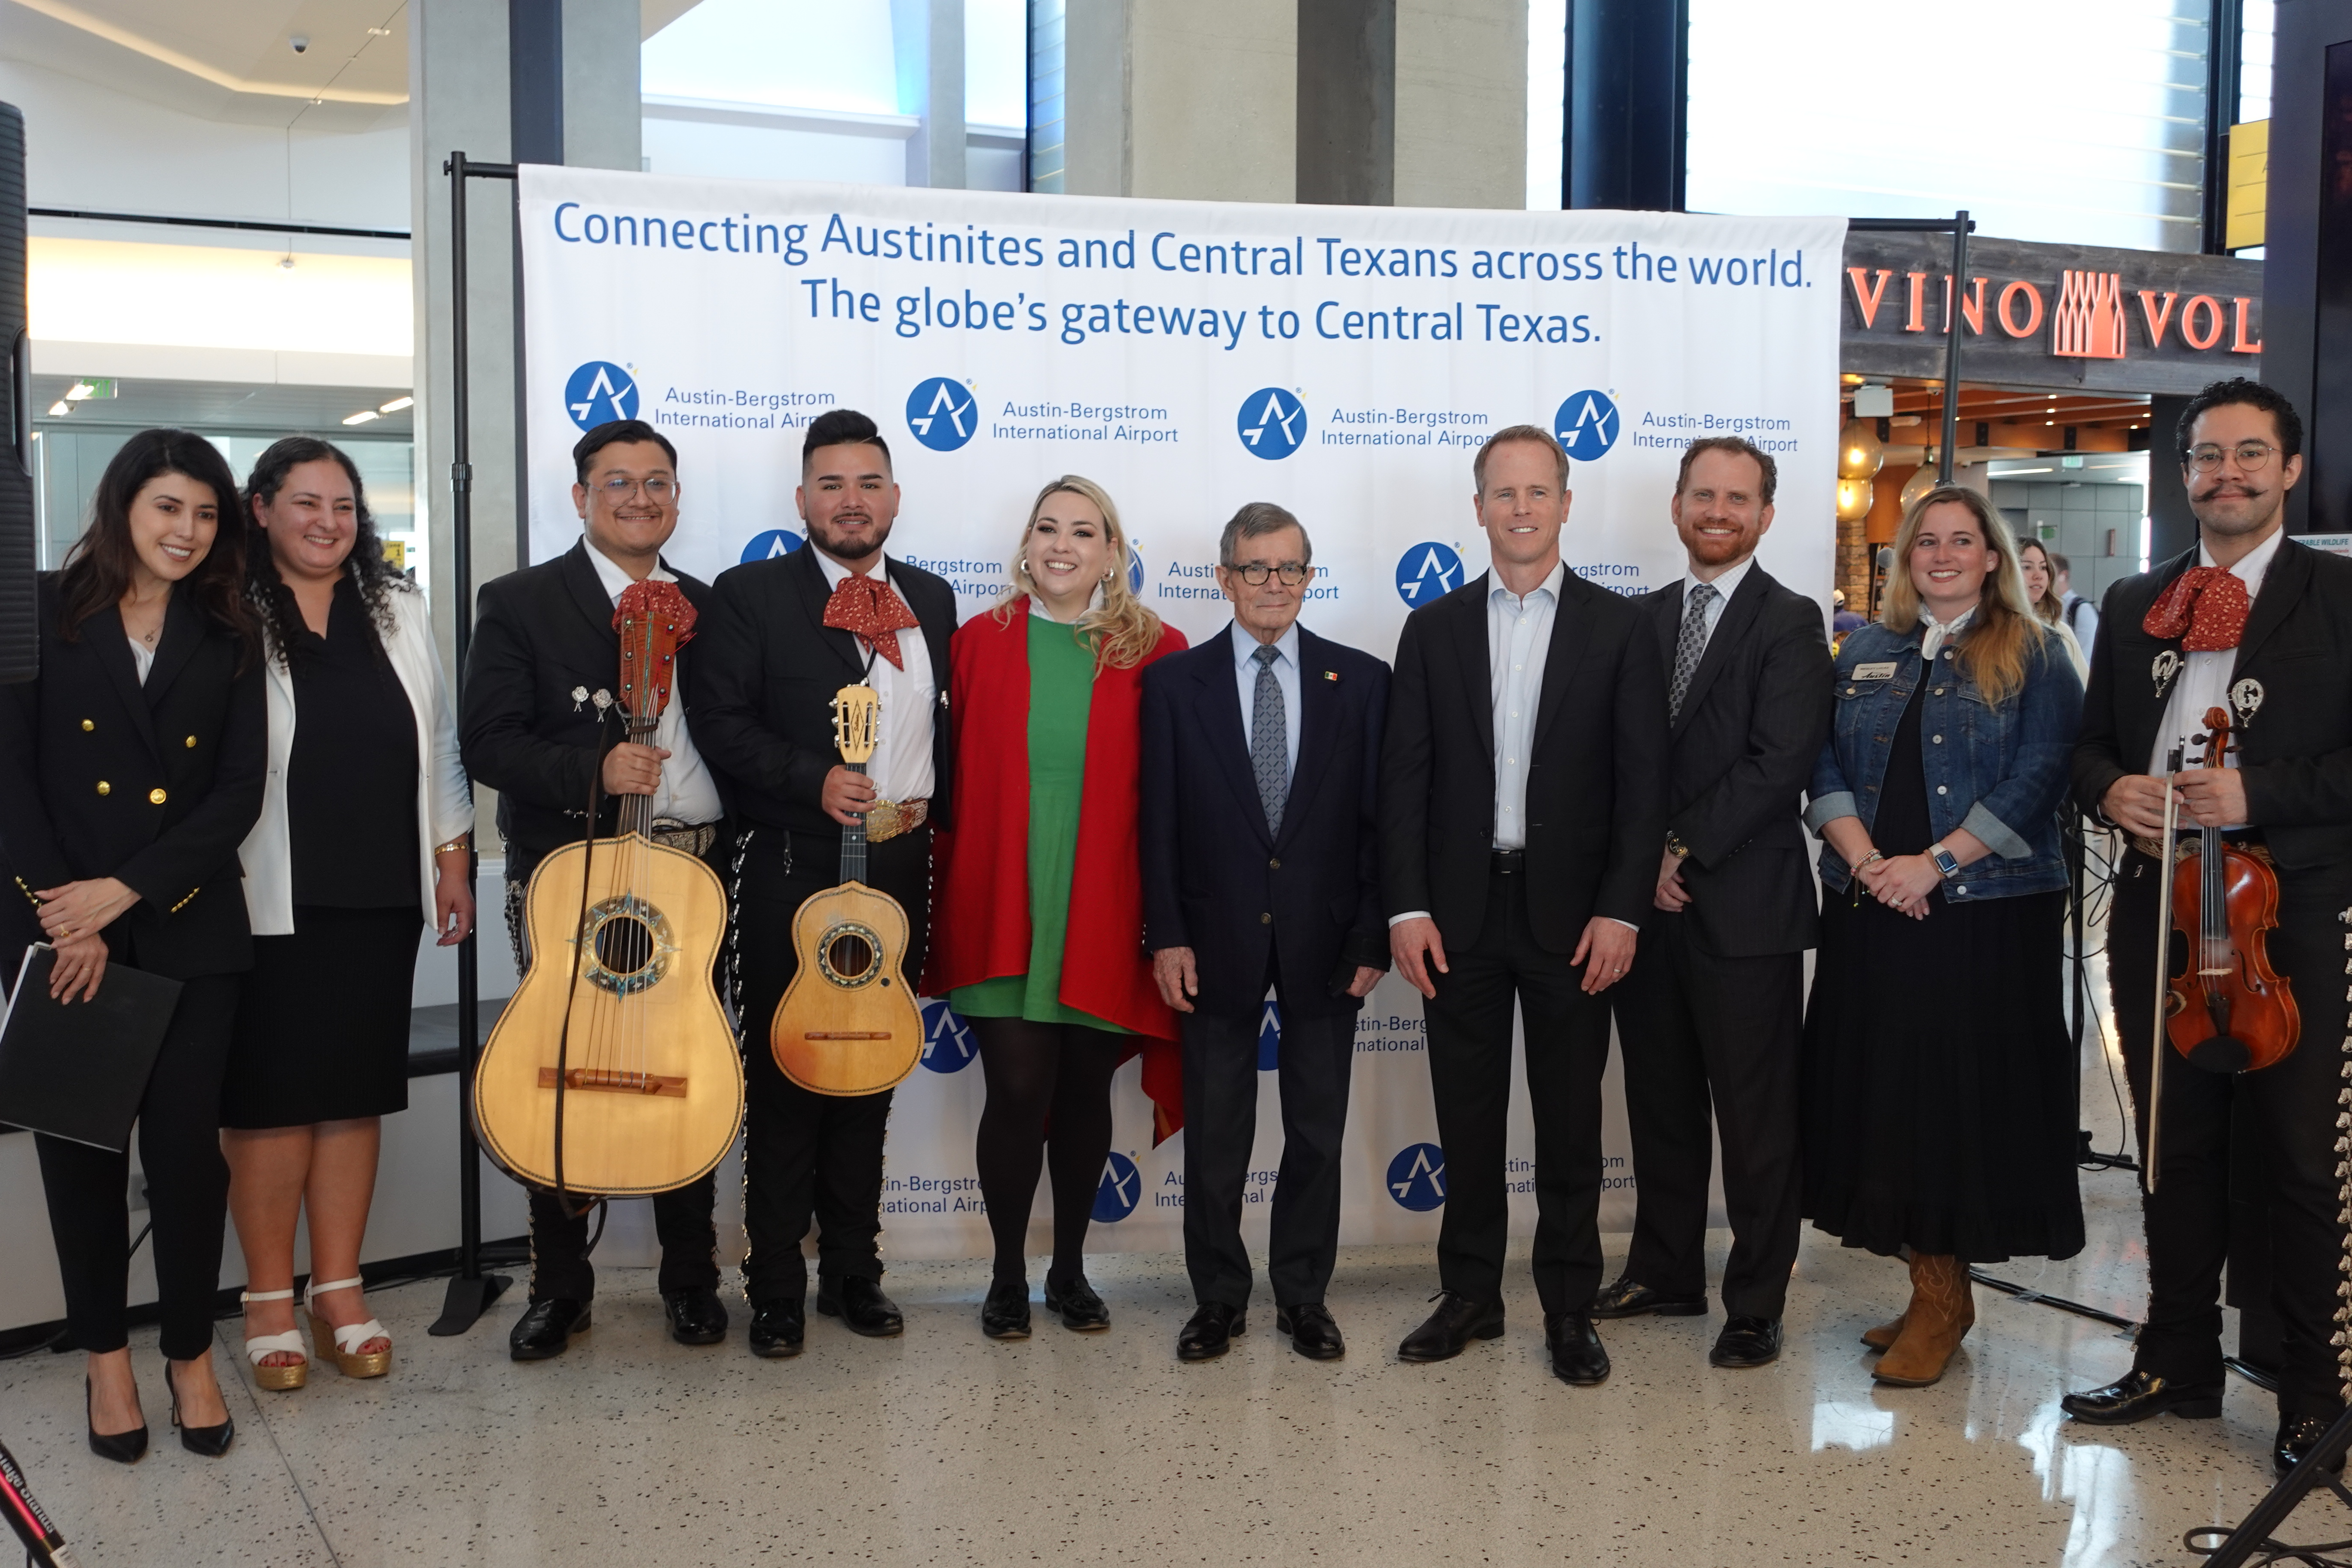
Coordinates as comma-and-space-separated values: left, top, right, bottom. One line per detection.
379, 395, 413, 413
47, 401, 70, 416
343, 409, 381, 426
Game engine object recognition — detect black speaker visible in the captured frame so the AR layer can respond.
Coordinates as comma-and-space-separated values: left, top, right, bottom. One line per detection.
0, 101, 34, 685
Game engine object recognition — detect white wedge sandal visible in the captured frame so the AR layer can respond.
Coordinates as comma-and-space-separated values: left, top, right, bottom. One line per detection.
306, 1278, 392, 1379
239, 1288, 309, 1391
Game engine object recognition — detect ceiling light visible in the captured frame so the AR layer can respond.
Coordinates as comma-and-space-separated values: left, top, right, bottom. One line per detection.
47, 401, 70, 416
379, 395, 413, 413
1997, 466, 2054, 475
343, 409, 380, 426
65, 381, 94, 401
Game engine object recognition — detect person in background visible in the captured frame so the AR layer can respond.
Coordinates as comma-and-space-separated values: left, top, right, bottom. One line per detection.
2053, 549, 2101, 654
1141, 502, 1388, 1363
1831, 588, 1866, 638
928, 475, 1187, 1340
1802, 484, 2084, 1390
2018, 539, 2089, 677
0, 430, 265, 1461
223, 438, 474, 1393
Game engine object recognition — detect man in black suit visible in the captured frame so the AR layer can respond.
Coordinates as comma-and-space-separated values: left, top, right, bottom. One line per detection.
2063, 377, 2352, 1478
1383, 424, 1669, 1384
1593, 437, 1830, 1369
1140, 503, 1390, 1363
689, 408, 957, 1357
462, 418, 731, 1360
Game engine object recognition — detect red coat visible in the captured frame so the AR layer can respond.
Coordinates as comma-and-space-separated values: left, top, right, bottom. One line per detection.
925, 598, 1189, 1140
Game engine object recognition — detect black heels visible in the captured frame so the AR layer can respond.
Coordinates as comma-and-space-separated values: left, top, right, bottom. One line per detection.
84, 1377, 148, 1464
162, 1360, 235, 1457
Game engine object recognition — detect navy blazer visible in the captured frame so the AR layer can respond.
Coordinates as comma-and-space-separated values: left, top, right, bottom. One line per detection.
1139, 623, 1390, 1020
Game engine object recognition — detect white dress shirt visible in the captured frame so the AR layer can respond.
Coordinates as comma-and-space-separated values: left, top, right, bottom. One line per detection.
1490, 561, 1565, 851
128, 636, 153, 684
2147, 528, 2284, 805
1679, 553, 1755, 658
815, 548, 937, 805
1230, 619, 1302, 779
586, 541, 726, 825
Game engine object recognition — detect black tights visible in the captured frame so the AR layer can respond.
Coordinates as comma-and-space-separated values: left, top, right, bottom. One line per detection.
971, 1017, 1127, 1285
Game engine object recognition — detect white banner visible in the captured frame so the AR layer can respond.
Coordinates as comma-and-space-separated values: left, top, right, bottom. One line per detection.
517, 167, 1844, 1264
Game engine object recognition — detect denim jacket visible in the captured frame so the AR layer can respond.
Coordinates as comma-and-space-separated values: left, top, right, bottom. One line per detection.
1804, 619, 2081, 902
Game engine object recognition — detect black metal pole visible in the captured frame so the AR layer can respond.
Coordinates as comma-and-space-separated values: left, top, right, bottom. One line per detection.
2196, 1402, 2352, 1565
1939, 210, 1967, 483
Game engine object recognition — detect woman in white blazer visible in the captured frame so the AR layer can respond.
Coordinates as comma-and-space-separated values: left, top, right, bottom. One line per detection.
224, 438, 474, 1391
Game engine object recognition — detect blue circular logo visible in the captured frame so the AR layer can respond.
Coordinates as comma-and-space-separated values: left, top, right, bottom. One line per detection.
1386, 1143, 1447, 1211
918, 998, 978, 1074
905, 376, 978, 452
1236, 387, 1307, 459
1093, 1150, 1143, 1222
1394, 542, 1466, 607
1257, 999, 1282, 1073
564, 361, 639, 431
739, 528, 804, 563
1553, 389, 1620, 461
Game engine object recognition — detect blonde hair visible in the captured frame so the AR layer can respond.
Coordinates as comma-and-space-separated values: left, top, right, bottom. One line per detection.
995, 474, 1166, 672
1880, 484, 2052, 707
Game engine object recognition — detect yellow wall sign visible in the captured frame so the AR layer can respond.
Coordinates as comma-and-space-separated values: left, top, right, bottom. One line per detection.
2228, 119, 2268, 253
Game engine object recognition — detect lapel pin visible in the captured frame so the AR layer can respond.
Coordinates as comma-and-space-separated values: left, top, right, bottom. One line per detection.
591, 689, 614, 714
2231, 677, 2265, 731
1322, 670, 1338, 682
570, 684, 589, 712
2151, 650, 2182, 701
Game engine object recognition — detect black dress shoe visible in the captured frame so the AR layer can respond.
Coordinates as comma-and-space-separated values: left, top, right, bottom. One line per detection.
1277, 1303, 1344, 1361
1044, 1272, 1111, 1332
748, 1300, 805, 1358
1545, 1311, 1611, 1386
85, 1377, 146, 1464
1588, 1274, 1708, 1320
1710, 1316, 1782, 1369
162, 1362, 234, 1458
981, 1279, 1032, 1340
2275, 1414, 2351, 1479
509, 1298, 591, 1362
1177, 1302, 1243, 1361
818, 1275, 904, 1337
2059, 1369, 2223, 1425
662, 1286, 729, 1346
1397, 1291, 1505, 1363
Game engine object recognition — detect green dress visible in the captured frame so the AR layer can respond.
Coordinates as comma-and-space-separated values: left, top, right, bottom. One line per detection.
949, 610, 1131, 1034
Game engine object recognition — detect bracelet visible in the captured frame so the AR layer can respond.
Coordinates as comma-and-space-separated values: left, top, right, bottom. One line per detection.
1853, 850, 1885, 870
434, 836, 471, 856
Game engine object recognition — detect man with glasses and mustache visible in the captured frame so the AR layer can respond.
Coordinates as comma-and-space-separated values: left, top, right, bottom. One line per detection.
2064, 378, 2352, 1478
462, 418, 732, 1360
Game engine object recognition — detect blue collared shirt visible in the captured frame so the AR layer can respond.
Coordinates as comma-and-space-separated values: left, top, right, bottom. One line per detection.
1490, 562, 1565, 850
1230, 619, 1303, 780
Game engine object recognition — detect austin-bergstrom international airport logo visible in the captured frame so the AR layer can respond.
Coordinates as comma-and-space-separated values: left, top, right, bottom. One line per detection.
739, 529, 805, 563
1237, 387, 1307, 459
565, 361, 639, 431
905, 377, 977, 452
1258, 999, 1281, 1072
1387, 1143, 1447, 1211
1127, 544, 1146, 595
1554, 389, 1620, 461
1093, 1151, 1142, 1222
919, 998, 978, 1074
1394, 542, 1465, 608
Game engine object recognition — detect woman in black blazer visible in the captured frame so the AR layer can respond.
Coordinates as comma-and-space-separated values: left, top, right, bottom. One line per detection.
0, 429, 266, 1462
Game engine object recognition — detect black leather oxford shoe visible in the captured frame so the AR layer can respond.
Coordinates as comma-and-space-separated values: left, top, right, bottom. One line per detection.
1588, 1274, 1707, 1320
1177, 1302, 1243, 1361
2275, 1415, 2351, 1479
1277, 1302, 1344, 1361
981, 1279, 1032, 1340
1397, 1292, 1505, 1363
2059, 1370, 2223, 1425
509, 1298, 591, 1362
1044, 1272, 1111, 1332
1709, 1316, 1782, 1369
662, 1287, 729, 1346
1545, 1311, 1611, 1386
818, 1275, 904, 1337
748, 1300, 805, 1358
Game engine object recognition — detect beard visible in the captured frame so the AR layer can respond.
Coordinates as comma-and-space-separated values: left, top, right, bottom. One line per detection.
808, 513, 891, 560
1683, 523, 1757, 567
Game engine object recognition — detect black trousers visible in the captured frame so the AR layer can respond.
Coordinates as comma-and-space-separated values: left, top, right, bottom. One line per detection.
1182, 978, 1358, 1311
36, 973, 239, 1360
2112, 847, 2352, 1419
733, 824, 931, 1306
1424, 871, 1614, 1316
1610, 913, 1804, 1320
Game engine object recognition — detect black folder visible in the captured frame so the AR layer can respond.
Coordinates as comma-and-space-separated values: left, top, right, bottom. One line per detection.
0, 945, 181, 1152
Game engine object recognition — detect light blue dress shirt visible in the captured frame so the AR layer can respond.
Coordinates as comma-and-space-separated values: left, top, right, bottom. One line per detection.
1489, 562, 1565, 850
1230, 619, 1302, 779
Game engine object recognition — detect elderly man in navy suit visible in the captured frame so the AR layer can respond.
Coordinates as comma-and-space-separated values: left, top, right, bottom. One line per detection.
1141, 502, 1390, 1363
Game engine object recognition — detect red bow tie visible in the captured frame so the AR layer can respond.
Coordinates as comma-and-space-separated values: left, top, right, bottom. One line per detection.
823, 571, 920, 669
2141, 565, 2251, 653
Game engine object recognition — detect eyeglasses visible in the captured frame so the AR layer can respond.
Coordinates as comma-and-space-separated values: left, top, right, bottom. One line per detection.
596, 476, 677, 503
1227, 562, 1308, 586
2183, 441, 2278, 473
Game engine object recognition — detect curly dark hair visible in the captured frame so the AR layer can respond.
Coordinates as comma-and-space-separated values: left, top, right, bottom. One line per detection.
57, 428, 258, 668
2179, 376, 2303, 460
241, 437, 405, 664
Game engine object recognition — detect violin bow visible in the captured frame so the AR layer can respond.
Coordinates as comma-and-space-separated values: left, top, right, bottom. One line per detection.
2146, 747, 2185, 1197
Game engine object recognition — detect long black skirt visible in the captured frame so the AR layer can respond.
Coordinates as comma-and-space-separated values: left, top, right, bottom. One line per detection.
223, 904, 422, 1128
1800, 885, 2084, 1263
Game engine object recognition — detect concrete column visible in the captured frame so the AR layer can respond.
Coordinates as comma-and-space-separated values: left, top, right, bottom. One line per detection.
1065, 0, 1295, 202
893, 0, 967, 189
1296, 0, 1393, 205
564, 0, 643, 172
1394, 0, 1525, 209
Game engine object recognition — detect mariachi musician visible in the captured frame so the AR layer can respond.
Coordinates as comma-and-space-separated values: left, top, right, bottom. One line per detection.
2064, 378, 2352, 1477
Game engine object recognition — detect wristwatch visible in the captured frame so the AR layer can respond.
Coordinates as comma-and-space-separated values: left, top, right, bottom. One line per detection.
1665, 832, 1691, 860
1928, 843, 1960, 879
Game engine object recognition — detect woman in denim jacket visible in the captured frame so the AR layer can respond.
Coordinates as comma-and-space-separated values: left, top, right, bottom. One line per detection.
1801, 485, 2084, 1390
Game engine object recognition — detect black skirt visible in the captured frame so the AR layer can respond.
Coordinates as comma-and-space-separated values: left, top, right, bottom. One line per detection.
223, 905, 422, 1128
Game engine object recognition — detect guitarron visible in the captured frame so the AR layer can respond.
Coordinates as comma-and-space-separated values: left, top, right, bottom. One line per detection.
473, 581, 745, 1198
769, 684, 924, 1095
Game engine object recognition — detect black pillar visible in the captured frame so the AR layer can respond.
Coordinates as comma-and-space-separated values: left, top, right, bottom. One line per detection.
1562, 0, 1686, 211
509, 0, 565, 167
2147, 395, 2199, 565
1297, 0, 1394, 205
2202, 0, 2244, 254
2260, 0, 2352, 535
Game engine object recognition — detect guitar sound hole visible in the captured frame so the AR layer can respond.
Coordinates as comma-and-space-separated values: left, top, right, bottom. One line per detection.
596, 914, 655, 976
826, 931, 876, 981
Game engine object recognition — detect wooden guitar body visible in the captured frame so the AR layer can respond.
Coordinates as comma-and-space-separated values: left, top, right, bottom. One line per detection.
771, 879, 924, 1096
475, 833, 746, 1194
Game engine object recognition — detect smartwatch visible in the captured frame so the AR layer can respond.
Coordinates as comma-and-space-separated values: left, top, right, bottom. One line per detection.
1928, 843, 1960, 879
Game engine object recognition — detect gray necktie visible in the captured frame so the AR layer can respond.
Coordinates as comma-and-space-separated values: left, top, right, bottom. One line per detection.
1250, 643, 1289, 836
1669, 583, 1718, 721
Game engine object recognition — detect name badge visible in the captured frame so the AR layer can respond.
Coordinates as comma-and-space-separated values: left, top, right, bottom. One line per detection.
1852, 662, 1898, 681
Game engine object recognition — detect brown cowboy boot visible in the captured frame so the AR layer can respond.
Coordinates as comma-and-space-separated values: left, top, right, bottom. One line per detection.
1871, 1254, 1974, 1387
1860, 1313, 1906, 1352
